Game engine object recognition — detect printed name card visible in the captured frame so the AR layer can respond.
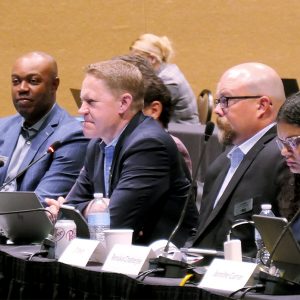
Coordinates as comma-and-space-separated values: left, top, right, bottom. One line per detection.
199, 258, 258, 294
59, 238, 106, 267
102, 244, 156, 276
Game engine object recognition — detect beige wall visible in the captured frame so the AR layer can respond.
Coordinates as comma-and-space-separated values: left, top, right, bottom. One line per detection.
0, 0, 299, 116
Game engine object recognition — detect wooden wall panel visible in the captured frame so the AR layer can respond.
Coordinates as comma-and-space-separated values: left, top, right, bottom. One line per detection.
0, 0, 299, 116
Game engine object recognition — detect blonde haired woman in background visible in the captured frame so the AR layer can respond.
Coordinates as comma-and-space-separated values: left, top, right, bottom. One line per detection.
130, 33, 199, 124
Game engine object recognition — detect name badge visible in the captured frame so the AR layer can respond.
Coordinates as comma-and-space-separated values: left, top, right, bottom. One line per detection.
234, 198, 253, 216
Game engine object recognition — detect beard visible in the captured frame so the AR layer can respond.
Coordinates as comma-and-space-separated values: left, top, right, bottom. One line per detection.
216, 117, 236, 145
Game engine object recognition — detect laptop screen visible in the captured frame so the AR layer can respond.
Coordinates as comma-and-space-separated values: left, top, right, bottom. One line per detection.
252, 214, 300, 265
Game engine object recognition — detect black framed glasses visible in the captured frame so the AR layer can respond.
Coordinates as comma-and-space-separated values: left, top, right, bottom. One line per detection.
214, 95, 262, 109
276, 136, 300, 151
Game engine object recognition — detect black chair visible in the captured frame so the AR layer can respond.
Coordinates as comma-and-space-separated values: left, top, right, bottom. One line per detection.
281, 78, 299, 98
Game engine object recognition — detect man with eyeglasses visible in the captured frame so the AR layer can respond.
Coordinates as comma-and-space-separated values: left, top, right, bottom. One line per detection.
186, 62, 291, 258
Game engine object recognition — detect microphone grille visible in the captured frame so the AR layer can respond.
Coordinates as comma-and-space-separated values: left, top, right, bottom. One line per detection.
204, 121, 215, 142
47, 141, 62, 153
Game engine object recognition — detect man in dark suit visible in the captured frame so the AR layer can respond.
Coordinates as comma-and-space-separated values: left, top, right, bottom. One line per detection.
0, 52, 88, 203
47, 59, 199, 246
186, 62, 291, 257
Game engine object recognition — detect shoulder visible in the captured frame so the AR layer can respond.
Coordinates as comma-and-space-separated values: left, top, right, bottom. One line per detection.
158, 64, 182, 83
0, 114, 21, 130
123, 117, 178, 153
51, 106, 85, 135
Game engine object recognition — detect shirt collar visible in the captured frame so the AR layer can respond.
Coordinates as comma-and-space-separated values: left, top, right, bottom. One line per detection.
228, 122, 275, 157
22, 103, 56, 131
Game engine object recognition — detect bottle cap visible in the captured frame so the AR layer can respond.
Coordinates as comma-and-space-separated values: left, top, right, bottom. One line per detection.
261, 204, 272, 210
93, 192, 103, 199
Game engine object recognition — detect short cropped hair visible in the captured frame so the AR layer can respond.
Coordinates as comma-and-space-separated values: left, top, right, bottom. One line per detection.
277, 92, 300, 126
85, 60, 144, 111
113, 55, 173, 128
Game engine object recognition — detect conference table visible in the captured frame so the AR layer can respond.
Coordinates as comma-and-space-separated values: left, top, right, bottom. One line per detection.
0, 244, 298, 300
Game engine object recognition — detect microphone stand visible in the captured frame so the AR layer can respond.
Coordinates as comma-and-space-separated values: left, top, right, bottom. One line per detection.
0, 141, 61, 191
0, 153, 49, 190
148, 122, 215, 278
266, 206, 300, 267
163, 124, 214, 254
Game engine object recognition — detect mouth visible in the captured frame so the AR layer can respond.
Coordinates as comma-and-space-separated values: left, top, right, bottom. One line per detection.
83, 120, 94, 125
286, 160, 297, 167
16, 98, 32, 103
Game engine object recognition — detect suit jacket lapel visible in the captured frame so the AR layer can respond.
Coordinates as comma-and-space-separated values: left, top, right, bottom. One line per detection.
109, 112, 146, 195
195, 126, 276, 241
17, 105, 61, 171
0, 117, 23, 184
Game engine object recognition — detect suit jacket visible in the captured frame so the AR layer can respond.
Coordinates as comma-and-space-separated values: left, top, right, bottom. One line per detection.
66, 112, 199, 246
187, 126, 290, 257
0, 104, 89, 203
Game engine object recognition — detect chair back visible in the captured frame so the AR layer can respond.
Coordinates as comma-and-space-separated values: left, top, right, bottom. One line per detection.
197, 89, 213, 124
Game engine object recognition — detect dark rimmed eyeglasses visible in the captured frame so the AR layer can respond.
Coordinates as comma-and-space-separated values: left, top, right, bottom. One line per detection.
214, 95, 262, 109
276, 136, 300, 151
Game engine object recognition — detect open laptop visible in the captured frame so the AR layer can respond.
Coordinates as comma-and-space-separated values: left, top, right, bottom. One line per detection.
0, 192, 53, 244
252, 214, 300, 283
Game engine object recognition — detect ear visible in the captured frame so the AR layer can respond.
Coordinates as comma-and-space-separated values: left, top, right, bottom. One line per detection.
52, 77, 60, 91
119, 93, 133, 113
257, 96, 272, 117
148, 54, 161, 68
143, 101, 162, 120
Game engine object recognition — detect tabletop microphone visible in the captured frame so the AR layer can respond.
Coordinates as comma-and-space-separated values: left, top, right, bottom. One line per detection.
148, 122, 215, 277
0, 141, 61, 191
163, 121, 215, 255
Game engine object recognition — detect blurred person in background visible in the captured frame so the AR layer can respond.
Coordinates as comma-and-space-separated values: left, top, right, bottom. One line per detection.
130, 33, 199, 124
114, 54, 192, 176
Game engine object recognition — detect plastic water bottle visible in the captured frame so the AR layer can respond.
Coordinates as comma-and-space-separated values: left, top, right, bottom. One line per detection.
87, 193, 110, 243
254, 204, 275, 264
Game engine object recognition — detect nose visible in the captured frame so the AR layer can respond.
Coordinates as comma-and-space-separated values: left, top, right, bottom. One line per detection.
78, 102, 88, 115
214, 103, 225, 116
19, 80, 29, 92
281, 146, 292, 157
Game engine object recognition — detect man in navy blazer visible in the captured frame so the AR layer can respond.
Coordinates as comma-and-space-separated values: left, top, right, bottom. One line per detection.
47, 60, 199, 246
186, 63, 291, 258
0, 52, 88, 203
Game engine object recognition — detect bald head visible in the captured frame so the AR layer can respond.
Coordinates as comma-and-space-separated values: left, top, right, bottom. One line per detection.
11, 51, 60, 126
218, 62, 285, 111
13, 51, 58, 78
215, 62, 285, 145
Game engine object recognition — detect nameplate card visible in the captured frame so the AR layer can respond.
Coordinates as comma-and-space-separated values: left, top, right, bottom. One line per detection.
102, 244, 156, 276
59, 238, 106, 267
199, 258, 258, 294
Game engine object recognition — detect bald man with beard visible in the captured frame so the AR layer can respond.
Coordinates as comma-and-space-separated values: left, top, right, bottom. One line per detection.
186, 62, 291, 258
